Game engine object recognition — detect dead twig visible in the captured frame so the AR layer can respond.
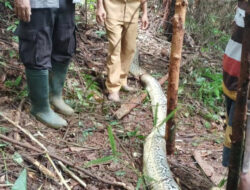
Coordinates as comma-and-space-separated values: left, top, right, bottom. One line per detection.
58, 161, 87, 188
0, 113, 71, 190
22, 154, 59, 182
114, 134, 135, 165
0, 134, 132, 190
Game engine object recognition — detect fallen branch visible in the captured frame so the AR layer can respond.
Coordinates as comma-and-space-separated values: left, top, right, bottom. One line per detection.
22, 154, 59, 182
0, 184, 13, 188
193, 150, 214, 178
58, 161, 87, 188
0, 113, 71, 190
0, 134, 132, 190
114, 74, 169, 119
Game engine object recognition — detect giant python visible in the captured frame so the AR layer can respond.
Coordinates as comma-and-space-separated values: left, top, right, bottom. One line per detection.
129, 49, 180, 190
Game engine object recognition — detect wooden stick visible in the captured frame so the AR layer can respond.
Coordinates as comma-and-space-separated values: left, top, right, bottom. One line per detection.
22, 154, 59, 182
0, 184, 13, 187
0, 134, 131, 190
0, 113, 71, 190
166, 0, 188, 155
226, 4, 250, 190
114, 74, 169, 119
58, 161, 87, 188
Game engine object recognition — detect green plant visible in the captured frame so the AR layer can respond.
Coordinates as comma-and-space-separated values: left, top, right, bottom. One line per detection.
192, 68, 223, 111
218, 178, 227, 188
5, 76, 22, 88
186, 0, 234, 53
95, 30, 106, 38
86, 0, 95, 12
7, 21, 19, 33
0, 0, 13, 10
11, 169, 27, 190
81, 127, 95, 142
126, 127, 145, 140
4, 76, 28, 100
69, 72, 101, 112
84, 125, 118, 167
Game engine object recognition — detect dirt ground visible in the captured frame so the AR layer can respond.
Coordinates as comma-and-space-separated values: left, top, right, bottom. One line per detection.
0, 5, 227, 190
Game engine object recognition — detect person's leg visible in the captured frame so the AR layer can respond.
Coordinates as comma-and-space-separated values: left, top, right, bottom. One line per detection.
25, 69, 67, 128
120, 21, 138, 91
105, 19, 123, 101
222, 96, 235, 167
50, 0, 76, 115
16, 8, 67, 128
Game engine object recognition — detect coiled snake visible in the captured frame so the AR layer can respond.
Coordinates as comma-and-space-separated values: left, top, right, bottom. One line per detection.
130, 50, 180, 190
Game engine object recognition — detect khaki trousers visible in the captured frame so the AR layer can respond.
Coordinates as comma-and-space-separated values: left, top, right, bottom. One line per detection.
105, 19, 138, 93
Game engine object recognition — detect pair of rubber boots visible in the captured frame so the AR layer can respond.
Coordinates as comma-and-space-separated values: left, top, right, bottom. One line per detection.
25, 63, 74, 129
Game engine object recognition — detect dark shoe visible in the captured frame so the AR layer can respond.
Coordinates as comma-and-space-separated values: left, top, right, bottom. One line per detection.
26, 69, 67, 129
50, 62, 74, 116
108, 92, 120, 102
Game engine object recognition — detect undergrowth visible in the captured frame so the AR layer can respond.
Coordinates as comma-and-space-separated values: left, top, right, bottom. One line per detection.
186, 0, 235, 53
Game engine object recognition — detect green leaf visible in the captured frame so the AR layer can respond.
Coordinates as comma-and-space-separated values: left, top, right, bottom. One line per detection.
204, 121, 211, 129
11, 169, 27, 190
0, 126, 9, 134
192, 142, 199, 147
14, 76, 22, 87
0, 142, 7, 147
136, 135, 145, 140
81, 128, 94, 142
107, 126, 117, 155
153, 103, 159, 127
12, 152, 23, 165
84, 155, 114, 168
135, 177, 143, 190
157, 108, 179, 128
218, 178, 227, 188
115, 170, 126, 176
95, 30, 106, 38
0, 61, 7, 67
127, 129, 138, 137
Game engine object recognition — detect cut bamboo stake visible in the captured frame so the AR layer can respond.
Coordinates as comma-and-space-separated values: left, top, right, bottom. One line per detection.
226, 3, 250, 190
58, 161, 87, 188
0, 113, 71, 190
166, 0, 188, 155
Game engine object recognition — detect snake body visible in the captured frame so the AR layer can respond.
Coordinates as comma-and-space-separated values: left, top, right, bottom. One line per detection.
130, 50, 180, 190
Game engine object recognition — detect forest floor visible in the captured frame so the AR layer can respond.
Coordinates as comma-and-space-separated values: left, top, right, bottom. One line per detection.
0, 4, 227, 190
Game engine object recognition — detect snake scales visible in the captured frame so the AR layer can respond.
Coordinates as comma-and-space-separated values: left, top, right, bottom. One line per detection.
130, 49, 180, 190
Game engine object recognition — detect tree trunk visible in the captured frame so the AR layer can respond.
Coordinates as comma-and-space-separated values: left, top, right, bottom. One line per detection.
162, 0, 172, 30
226, 3, 250, 189
166, 0, 188, 155
163, 0, 176, 41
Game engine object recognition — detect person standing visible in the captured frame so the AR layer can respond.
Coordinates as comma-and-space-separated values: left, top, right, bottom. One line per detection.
14, 0, 80, 129
96, 0, 149, 102
222, 1, 250, 189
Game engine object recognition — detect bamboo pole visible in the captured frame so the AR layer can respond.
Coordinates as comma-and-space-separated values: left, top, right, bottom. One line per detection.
166, 0, 188, 155
226, 2, 250, 189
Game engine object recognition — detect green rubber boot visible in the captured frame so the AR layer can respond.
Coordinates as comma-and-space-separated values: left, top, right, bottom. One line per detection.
25, 69, 68, 129
50, 62, 74, 116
